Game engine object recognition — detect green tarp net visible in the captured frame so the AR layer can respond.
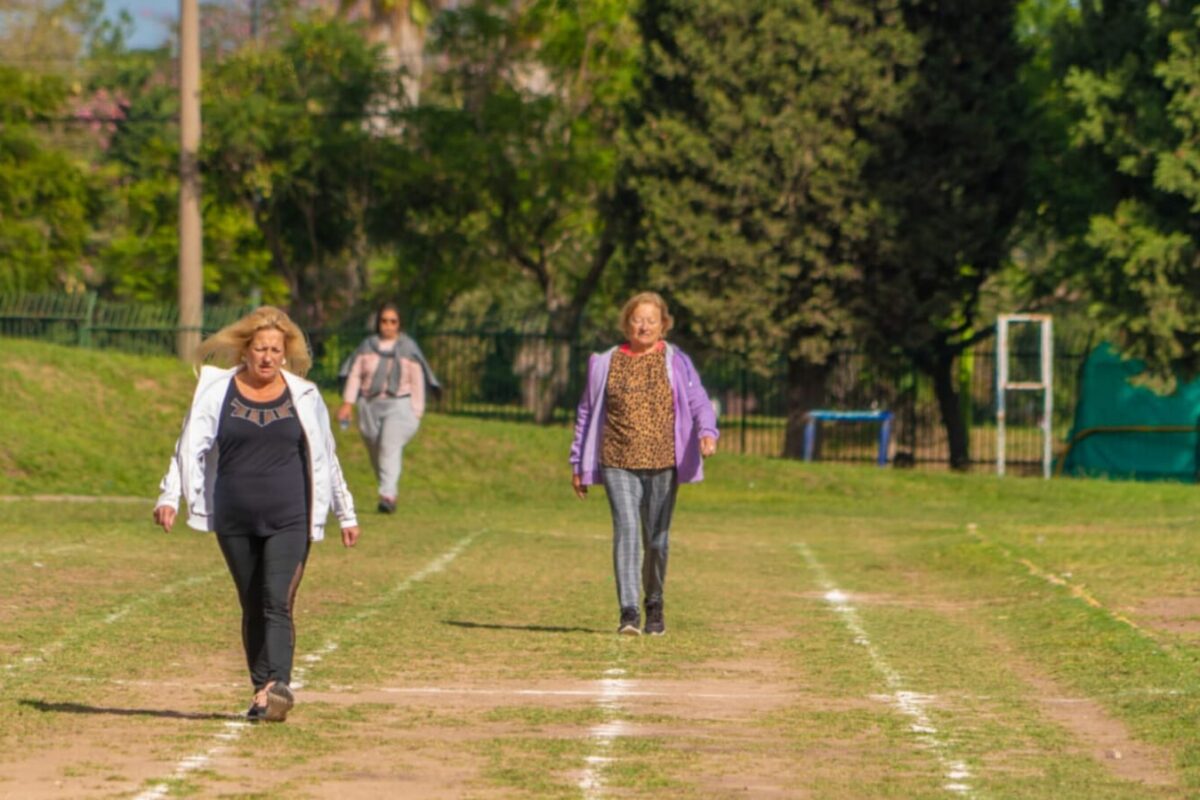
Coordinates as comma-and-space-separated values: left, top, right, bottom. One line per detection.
1060, 343, 1200, 482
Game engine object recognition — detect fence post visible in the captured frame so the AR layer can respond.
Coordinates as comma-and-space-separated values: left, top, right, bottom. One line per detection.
740, 360, 748, 454
78, 292, 97, 348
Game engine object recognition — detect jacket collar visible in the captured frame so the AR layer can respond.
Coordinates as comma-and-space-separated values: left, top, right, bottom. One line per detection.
196, 364, 314, 398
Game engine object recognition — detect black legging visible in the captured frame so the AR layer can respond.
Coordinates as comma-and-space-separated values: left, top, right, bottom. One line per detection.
217, 529, 311, 689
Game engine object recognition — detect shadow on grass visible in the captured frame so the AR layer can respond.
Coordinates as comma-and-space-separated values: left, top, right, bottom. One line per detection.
444, 619, 605, 635
20, 699, 239, 721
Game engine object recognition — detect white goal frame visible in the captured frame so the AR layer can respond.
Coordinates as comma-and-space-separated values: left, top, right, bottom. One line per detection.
996, 314, 1053, 479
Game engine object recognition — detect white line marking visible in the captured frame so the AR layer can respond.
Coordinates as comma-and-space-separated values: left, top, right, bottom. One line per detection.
0, 571, 222, 682
375, 686, 769, 699
796, 543, 974, 797
64, 676, 790, 700
0, 494, 145, 503
579, 669, 631, 799
132, 530, 484, 799
132, 721, 250, 800
967, 524, 1167, 650
0, 543, 89, 565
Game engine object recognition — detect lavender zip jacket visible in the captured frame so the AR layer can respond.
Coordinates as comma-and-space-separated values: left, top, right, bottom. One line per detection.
569, 343, 719, 485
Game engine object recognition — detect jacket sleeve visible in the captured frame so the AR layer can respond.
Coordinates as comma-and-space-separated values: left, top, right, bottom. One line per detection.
569, 354, 596, 471
317, 397, 358, 528
409, 358, 426, 418
342, 354, 365, 404
155, 389, 217, 514
680, 352, 719, 439
155, 448, 182, 510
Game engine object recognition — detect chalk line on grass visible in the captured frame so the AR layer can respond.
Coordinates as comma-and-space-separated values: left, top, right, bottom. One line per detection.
966, 524, 1156, 642
131, 721, 250, 800
375, 685, 775, 700
0, 543, 90, 567
796, 542, 974, 797
579, 669, 633, 799
1, 570, 223, 681
132, 529, 484, 800
0, 494, 145, 504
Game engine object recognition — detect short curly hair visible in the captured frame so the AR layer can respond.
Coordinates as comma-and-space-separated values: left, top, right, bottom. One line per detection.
618, 292, 674, 339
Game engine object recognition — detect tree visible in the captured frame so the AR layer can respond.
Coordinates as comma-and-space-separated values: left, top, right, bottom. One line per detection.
0, 66, 100, 293
200, 18, 406, 326
1050, 0, 1200, 389
392, 0, 638, 421
623, 0, 916, 456
336, 0, 439, 105
0, 0, 101, 71
79, 25, 282, 305
858, 0, 1031, 469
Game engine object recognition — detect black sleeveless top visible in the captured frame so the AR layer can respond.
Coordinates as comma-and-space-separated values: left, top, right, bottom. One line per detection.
213, 381, 310, 536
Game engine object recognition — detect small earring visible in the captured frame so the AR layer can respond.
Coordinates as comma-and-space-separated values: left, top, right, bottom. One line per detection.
281, 358, 287, 364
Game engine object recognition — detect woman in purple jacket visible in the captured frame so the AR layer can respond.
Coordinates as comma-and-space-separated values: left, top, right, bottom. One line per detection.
570, 292, 719, 636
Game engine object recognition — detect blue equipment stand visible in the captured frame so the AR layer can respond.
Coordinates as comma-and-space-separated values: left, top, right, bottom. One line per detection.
802, 410, 894, 466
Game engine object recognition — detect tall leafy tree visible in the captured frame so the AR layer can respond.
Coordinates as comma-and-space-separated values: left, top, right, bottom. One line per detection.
0, 66, 100, 293
201, 18, 405, 326
336, 0, 440, 104
858, 0, 1030, 469
392, 0, 638, 421
82, 21, 283, 305
0, 0, 101, 70
1051, 0, 1200, 389
624, 0, 916, 455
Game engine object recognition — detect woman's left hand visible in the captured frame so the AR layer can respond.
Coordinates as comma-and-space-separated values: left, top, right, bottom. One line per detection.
700, 436, 717, 458
341, 525, 360, 548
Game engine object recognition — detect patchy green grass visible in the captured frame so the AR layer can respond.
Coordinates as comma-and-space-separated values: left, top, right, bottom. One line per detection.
1, 338, 1200, 797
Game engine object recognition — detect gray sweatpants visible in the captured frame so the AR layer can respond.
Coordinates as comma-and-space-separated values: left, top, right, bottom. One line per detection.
601, 466, 678, 611
357, 395, 420, 499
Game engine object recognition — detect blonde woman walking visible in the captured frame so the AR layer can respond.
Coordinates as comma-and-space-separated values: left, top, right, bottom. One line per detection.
154, 306, 359, 722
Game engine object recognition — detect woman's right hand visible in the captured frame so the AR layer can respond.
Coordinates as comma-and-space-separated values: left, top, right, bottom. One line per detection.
336, 403, 353, 423
153, 505, 176, 533
572, 473, 587, 500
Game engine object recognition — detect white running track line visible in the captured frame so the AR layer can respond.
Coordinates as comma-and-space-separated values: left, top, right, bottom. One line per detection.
375, 685, 773, 700
0, 570, 223, 682
796, 543, 974, 797
132, 529, 484, 800
0, 494, 145, 503
0, 543, 89, 565
578, 668, 633, 799
66, 676, 1185, 702
966, 523, 1167, 648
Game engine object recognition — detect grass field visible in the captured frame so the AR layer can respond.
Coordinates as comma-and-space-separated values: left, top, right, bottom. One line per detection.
3, 339, 1200, 798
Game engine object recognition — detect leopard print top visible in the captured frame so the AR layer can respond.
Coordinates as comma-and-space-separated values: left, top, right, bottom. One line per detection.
600, 346, 675, 470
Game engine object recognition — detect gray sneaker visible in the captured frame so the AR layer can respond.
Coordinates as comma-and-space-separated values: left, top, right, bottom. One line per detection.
264, 682, 295, 722
618, 606, 641, 635
644, 601, 665, 636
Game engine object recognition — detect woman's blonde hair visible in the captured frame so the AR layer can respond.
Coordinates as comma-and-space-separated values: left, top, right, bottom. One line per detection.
618, 291, 674, 339
193, 306, 312, 377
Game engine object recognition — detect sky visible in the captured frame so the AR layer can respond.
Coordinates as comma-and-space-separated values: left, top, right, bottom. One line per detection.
104, 0, 177, 49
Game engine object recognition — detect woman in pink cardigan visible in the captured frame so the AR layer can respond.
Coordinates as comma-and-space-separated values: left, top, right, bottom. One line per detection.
569, 292, 719, 636
338, 303, 433, 514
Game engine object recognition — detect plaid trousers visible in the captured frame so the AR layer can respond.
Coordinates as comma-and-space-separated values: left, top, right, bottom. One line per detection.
601, 466, 678, 610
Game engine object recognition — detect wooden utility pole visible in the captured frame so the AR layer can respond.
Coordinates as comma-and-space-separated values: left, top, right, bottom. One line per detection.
177, 0, 203, 360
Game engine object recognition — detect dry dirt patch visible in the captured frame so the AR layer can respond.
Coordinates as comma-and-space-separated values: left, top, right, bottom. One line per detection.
951, 609, 1180, 790
1130, 595, 1200, 637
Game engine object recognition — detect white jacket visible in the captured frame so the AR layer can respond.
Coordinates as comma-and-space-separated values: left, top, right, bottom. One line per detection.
156, 366, 358, 541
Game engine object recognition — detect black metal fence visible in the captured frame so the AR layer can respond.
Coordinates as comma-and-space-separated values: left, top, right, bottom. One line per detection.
0, 292, 1090, 474
309, 323, 1091, 474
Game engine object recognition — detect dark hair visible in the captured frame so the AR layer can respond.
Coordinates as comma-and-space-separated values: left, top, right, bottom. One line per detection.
374, 302, 403, 335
